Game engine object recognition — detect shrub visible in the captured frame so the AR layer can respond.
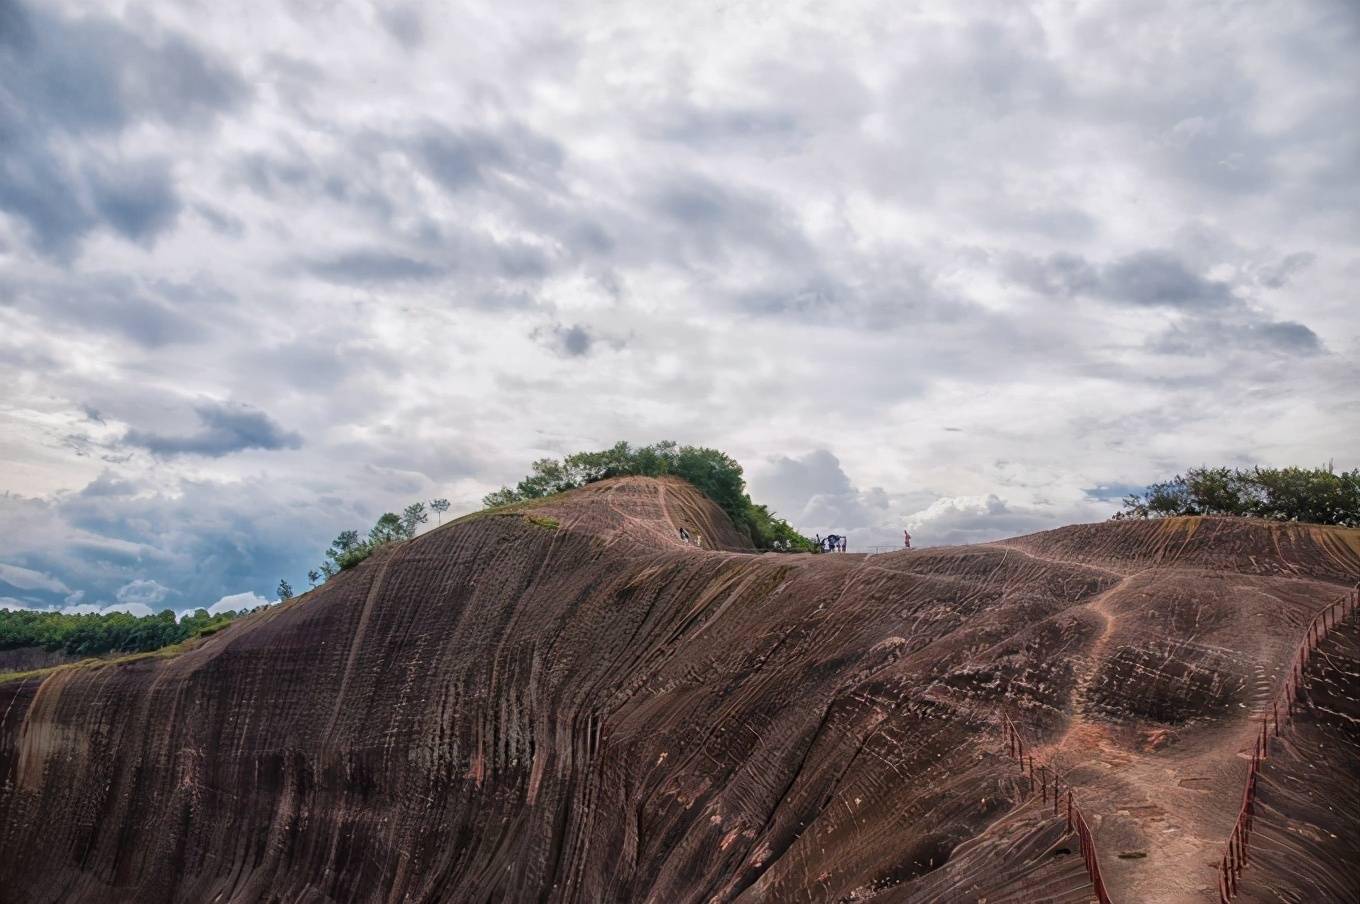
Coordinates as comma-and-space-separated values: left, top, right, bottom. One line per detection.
1113, 464, 1359, 526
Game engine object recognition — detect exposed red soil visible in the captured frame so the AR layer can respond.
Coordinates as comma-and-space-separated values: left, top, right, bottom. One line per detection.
0, 477, 1355, 903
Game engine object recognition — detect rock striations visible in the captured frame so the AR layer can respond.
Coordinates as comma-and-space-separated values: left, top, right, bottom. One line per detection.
0, 476, 1356, 903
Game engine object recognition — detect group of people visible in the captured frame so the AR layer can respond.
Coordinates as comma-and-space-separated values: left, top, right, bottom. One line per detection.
677, 526, 911, 553
677, 526, 703, 547
813, 533, 847, 553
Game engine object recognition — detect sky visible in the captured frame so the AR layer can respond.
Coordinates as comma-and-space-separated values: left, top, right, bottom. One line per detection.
1, 0, 1357, 615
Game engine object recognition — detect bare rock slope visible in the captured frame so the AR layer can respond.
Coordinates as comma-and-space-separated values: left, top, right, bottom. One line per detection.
0, 476, 1356, 904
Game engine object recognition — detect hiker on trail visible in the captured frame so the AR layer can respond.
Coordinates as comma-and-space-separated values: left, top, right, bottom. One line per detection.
679, 527, 691, 544
903, 529, 912, 549
694, 531, 703, 548
825, 534, 841, 553
814, 534, 823, 552
839, 537, 847, 553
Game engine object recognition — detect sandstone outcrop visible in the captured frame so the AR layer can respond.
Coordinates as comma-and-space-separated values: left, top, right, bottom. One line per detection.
1, 477, 1355, 903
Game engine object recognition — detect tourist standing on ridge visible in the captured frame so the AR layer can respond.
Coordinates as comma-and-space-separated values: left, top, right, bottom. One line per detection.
903, 529, 912, 549
679, 527, 691, 543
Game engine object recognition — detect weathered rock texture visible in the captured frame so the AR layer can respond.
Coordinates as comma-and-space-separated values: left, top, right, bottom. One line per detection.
0, 476, 1356, 903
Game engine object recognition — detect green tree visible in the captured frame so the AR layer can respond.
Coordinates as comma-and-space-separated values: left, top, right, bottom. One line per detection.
277, 579, 294, 601
1114, 464, 1358, 526
481, 441, 814, 551
369, 513, 404, 544
401, 502, 429, 537
0, 607, 244, 658
430, 498, 451, 524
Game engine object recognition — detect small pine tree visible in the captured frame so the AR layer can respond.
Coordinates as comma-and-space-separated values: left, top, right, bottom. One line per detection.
277, 579, 294, 601
430, 498, 451, 524
401, 502, 429, 538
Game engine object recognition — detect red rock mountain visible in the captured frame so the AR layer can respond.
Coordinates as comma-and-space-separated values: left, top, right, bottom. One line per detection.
1, 476, 1356, 903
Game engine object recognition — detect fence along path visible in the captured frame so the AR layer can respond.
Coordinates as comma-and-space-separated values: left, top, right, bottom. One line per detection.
1215, 581, 1360, 903
998, 713, 1114, 904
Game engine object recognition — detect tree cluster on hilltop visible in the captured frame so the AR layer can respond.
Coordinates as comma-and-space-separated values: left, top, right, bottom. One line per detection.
313, 501, 441, 581
0, 607, 248, 658
1113, 464, 1360, 526
483, 440, 815, 551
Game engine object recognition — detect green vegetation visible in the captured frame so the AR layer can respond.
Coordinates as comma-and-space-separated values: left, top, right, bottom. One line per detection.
483, 440, 815, 551
315, 501, 434, 579
1113, 464, 1360, 526
0, 607, 246, 658
526, 514, 560, 530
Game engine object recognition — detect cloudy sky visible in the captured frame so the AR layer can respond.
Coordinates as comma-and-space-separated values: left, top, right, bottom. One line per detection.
2, 0, 1357, 615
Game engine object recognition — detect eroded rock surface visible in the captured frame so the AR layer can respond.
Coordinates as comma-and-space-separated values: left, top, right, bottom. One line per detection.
0, 477, 1355, 903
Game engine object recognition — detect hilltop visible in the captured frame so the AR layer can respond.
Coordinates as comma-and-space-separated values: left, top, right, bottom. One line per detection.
0, 476, 1355, 903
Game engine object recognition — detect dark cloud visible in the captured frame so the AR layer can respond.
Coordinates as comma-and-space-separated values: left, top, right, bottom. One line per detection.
236, 151, 315, 198
1005, 249, 1234, 308
647, 173, 812, 268
495, 241, 552, 278
379, 5, 424, 49
80, 471, 141, 497
534, 322, 595, 357
0, 0, 245, 255
124, 402, 302, 457
0, 0, 247, 136
86, 157, 181, 244
0, 477, 353, 610
414, 123, 564, 195
1002, 252, 1099, 298
307, 250, 448, 284
1247, 320, 1321, 353
647, 104, 804, 149
1102, 250, 1234, 308
194, 203, 245, 237
1255, 252, 1316, 289
1148, 317, 1322, 357
2, 273, 216, 347
0, 148, 95, 256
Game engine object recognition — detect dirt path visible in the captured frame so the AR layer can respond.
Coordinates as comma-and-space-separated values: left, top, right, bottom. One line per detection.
1034, 571, 1324, 903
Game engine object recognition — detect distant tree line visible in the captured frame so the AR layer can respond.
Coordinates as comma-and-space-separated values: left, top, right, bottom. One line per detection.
484, 440, 815, 551
1113, 465, 1359, 526
0, 607, 247, 657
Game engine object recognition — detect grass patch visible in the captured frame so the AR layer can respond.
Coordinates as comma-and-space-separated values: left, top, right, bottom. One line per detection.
526, 514, 560, 530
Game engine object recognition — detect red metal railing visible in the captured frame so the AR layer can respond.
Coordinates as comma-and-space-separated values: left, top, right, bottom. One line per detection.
1216, 582, 1359, 903
1000, 713, 1114, 904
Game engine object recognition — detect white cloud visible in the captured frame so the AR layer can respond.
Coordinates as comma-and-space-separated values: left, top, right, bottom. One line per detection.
115, 579, 171, 606
0, 0, 1355, 604
0, 562, 70, 593
204, 591, 272, 616
64, 602, 158, 617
